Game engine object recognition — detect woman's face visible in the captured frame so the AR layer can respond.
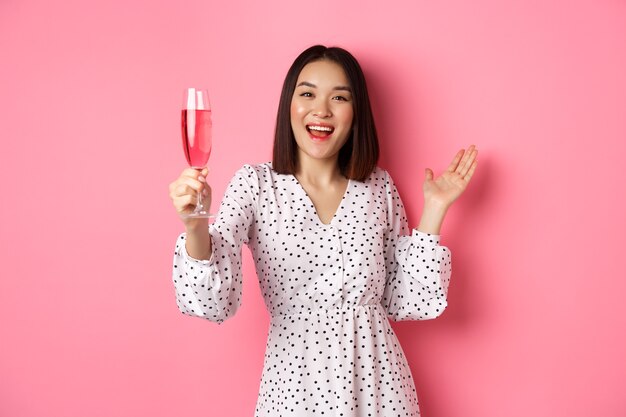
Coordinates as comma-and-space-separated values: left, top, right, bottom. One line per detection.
290, 60, 354, 166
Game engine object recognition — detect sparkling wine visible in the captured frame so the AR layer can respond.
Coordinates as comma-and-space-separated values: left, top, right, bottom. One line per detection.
181, 109, 212, 167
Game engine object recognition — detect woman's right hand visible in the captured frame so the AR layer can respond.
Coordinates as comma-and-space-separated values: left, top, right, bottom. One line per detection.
168, 167, 211, 229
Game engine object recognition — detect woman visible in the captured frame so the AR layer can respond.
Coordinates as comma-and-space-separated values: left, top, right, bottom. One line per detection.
169, 45, 478, 416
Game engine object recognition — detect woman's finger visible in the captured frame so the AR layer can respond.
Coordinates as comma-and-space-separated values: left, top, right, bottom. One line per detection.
459, 149, 478, 177
169, 184, 196, 205
463, 159, 478, 183
445, 149, 464, 173
455, 145, 476, 175
172, 177, 205, 196
182, 167, 204, 179
174, 194, 196, 214
174, 184, 202, 200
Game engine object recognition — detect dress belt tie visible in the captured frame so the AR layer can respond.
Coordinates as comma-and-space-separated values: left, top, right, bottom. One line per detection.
270, 302, 381, 318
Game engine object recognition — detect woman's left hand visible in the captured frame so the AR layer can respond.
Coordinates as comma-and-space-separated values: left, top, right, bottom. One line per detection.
423, 144, 478, 209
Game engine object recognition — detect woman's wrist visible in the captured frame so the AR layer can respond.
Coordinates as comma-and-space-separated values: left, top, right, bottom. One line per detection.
415, 201, 449, 235
183, 220, 212, 260
183, 218, 209, 233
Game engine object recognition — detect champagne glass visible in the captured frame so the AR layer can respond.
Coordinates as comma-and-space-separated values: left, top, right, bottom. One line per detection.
181, 87, 213, 218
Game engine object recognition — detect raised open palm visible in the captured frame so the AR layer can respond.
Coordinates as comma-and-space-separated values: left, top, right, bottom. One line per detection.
423, 144, 478, 208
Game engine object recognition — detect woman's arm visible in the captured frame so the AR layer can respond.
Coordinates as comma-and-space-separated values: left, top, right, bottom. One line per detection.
171, 165, 259, 324
184, 221, 212, 260
381, 172, 451, 321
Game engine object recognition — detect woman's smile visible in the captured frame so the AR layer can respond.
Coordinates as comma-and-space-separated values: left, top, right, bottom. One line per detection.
306, 122, 335, 140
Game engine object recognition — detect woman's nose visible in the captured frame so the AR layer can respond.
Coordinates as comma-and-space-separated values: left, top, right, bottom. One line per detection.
312, 100, 332, 118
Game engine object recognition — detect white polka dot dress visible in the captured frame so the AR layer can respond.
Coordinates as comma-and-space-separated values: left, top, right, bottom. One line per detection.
172, 163, 451, 416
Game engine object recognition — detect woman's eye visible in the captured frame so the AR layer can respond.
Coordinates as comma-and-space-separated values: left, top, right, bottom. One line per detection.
333, 96, 349, 101
300, 92, 313, 97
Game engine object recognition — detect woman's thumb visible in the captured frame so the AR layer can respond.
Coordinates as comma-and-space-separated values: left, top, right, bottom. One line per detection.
425, 168, 433, 180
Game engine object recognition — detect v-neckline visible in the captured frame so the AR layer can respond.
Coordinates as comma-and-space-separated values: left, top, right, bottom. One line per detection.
293, 174, 351, 227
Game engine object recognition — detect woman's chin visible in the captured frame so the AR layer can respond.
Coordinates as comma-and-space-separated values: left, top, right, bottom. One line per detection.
297, 147, 339, 163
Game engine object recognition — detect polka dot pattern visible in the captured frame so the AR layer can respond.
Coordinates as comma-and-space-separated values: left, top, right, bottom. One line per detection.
172, 163, 452, 416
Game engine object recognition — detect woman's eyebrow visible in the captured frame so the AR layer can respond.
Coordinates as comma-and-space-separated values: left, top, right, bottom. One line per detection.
296, 81, 352, 92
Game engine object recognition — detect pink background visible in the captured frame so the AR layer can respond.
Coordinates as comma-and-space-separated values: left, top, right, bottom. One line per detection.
1, 0, 625, 416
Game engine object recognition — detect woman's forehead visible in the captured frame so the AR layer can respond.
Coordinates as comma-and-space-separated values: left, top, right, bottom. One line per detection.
296, 60, 350, 86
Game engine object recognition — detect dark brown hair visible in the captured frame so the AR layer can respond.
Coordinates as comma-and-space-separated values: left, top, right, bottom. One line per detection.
272, 45, 379, 181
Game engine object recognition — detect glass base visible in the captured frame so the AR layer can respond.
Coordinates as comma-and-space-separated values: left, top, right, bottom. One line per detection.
181, 211, 215, 219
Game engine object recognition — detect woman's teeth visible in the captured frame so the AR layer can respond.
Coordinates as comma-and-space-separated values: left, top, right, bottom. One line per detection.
308, 125, 333, 132
307, 125, 334, 138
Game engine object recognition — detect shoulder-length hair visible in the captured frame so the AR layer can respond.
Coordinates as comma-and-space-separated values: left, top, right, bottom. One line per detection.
272, 45, 379, 181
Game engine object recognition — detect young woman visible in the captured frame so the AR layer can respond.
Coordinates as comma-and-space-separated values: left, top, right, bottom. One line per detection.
169, 45, 478, 416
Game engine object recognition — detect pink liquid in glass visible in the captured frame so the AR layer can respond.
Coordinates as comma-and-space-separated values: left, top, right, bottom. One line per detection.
181, 109, 212, 167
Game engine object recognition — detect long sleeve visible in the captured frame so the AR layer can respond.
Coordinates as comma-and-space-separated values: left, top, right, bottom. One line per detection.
172, 164, 258, 324
380, 171, 452, 322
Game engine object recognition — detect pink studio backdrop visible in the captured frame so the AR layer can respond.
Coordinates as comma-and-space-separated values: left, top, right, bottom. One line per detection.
1, 0, 625, 416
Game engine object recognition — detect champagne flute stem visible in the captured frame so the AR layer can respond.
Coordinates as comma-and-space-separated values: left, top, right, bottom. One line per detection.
196, 189, 205, 212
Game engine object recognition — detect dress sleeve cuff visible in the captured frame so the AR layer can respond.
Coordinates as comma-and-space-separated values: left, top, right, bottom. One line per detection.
177, 232, 215, 266
411, 229, 441, 246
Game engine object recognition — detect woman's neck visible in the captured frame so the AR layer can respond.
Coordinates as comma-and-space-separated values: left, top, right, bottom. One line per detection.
295, 154, 344, 186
